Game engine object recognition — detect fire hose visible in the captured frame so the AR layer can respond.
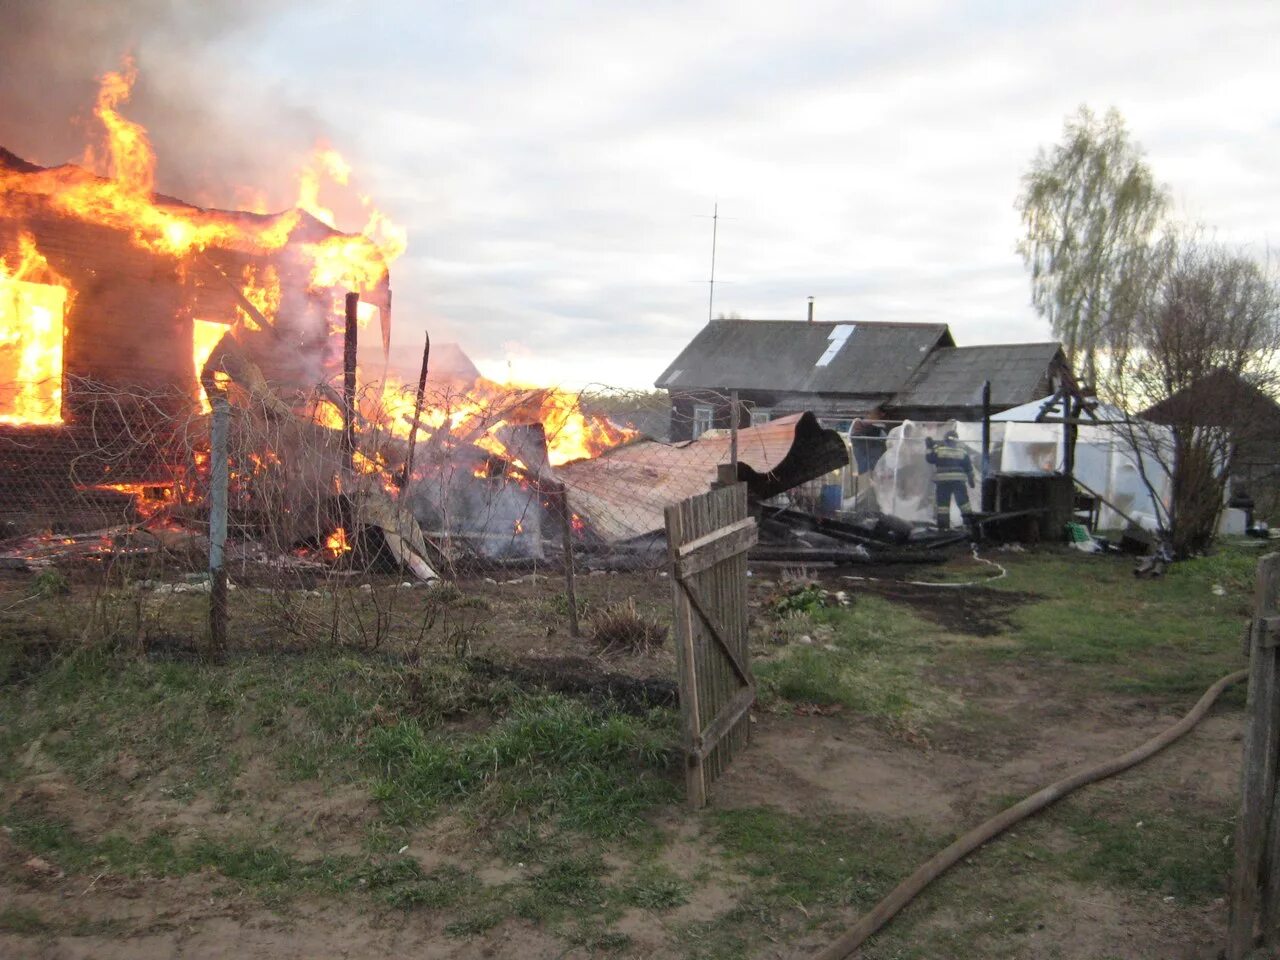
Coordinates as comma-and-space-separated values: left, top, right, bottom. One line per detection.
810, 667, 1249, 960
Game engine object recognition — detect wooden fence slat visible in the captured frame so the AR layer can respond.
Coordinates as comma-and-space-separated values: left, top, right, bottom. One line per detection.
1228, 552, 1280, 959
665, 501, 707, 808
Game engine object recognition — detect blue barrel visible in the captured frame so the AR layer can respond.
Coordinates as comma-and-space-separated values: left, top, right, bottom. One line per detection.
819, 483, 842, 516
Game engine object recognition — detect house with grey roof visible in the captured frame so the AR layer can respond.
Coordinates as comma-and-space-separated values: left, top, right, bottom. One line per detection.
654, 318, 1068, 441
885, 342, 1070, 422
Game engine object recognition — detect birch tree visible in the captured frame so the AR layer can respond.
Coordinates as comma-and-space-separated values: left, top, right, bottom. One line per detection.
1018, 106, 1168, 384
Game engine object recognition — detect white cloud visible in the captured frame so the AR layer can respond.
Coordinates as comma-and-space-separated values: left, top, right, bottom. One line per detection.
222, 0, 1280, 388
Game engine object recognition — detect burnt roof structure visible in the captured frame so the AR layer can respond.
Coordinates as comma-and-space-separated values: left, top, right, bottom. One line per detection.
655, 320, 953, 395
558, 411, 849, 543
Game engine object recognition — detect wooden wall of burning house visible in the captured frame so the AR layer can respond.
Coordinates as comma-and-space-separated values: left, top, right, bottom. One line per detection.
0, 156, 390, 534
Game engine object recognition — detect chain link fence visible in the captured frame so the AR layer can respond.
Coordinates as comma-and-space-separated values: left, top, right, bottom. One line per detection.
0, 377, 796, 656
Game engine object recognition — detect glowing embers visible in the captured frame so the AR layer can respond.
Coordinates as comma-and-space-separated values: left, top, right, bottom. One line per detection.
324, 526, 353, 559
0, 240, 67, 426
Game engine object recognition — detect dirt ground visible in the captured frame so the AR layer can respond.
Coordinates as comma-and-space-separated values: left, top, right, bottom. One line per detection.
0, 555, 1250, 959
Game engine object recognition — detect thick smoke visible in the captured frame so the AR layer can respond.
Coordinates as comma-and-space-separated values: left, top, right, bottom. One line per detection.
0, 0, 320, 208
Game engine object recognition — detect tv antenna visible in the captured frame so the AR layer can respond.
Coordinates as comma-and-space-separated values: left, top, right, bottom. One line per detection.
696, 202, 735, 321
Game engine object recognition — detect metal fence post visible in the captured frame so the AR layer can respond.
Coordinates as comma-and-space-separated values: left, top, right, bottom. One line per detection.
208, 396, 229, 654
729, 389, 740, 469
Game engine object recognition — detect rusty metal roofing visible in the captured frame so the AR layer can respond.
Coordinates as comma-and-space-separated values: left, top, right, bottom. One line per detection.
654, 319, 952, 395
557, 412, 849, 543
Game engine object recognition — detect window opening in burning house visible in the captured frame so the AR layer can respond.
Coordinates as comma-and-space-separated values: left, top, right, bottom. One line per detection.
693, 404, 714, 438
193, 318, 231, 407
0, 275, 67, 426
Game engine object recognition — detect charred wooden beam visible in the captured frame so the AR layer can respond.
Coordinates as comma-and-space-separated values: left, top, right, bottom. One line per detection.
400, 330, 431, 494
342, 292, 359, 472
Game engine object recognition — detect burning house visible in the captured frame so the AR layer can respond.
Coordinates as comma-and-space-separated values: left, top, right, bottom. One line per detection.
0, 62, 643, 577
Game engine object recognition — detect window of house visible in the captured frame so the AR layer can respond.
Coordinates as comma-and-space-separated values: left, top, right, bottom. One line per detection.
749, 408, 771, 426
692, 404, 714, 439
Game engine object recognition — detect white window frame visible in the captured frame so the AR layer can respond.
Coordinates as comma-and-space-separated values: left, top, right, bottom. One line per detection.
692, 404, 714, 439
749, 408, 772, 427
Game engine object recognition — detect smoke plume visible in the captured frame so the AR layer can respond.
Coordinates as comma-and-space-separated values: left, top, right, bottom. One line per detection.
0, 0, 320, 209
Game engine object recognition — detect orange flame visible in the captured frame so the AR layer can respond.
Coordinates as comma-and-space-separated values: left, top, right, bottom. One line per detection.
0, 233, 70, 425
325, 526, 353, 558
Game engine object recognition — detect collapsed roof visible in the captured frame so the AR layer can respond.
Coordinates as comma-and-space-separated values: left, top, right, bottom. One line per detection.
559, 412, 849, 543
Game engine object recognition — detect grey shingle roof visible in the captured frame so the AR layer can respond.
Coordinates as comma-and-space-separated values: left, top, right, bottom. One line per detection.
890, 343, 1065, 410
654, 319, 953, 394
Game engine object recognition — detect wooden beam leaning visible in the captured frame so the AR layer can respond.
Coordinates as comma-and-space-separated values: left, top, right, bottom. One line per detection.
690, 686, 755, 762
677, 575, 753, 688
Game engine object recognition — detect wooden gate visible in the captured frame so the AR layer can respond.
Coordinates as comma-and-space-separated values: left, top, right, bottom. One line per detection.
665, 481, 758, 808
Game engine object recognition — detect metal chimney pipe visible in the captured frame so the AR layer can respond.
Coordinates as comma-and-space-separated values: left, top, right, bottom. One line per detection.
807, 296, 815, 323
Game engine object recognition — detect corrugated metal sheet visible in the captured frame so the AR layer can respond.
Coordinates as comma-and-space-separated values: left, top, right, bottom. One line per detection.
890, 343, 1065, 410
558, 412, 849, 543
655, 319, 952, 395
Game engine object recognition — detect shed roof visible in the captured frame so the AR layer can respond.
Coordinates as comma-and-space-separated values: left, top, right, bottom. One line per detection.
890, 342, 1065, 410
1141, 368, 1280, 429
655, 319, 952, 395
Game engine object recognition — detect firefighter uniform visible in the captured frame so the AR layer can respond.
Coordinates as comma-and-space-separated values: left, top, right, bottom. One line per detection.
926, 432, 974, 531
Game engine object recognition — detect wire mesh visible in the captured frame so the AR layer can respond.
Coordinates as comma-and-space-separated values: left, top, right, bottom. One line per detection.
0, 377, 762, 652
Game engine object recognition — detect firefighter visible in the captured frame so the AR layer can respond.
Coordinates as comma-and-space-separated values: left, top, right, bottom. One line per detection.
925, 429, 975, 532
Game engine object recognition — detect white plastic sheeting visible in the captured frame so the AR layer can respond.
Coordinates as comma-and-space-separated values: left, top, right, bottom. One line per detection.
863, 421, 984, 528
852, 404, 1173, 532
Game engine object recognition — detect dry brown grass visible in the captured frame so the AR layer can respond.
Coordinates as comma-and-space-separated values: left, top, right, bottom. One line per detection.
587, 597, 667, 654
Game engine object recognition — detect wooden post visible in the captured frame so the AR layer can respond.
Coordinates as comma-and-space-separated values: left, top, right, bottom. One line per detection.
729, 390, 740, 468
981, 380, 993, 513
342, 292, 359, 472
1063, 389, 1076, 478
1228, 553, 1280, 958
556, 484, 581, 638
208, 396, 230, 655
400, 330, 431, 497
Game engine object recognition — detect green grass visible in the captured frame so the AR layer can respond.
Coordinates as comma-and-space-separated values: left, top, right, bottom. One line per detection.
989, 543, 1255, 694
0, 907, 50, 934
1051, 798, 1234, 902
711, 807, 932, 913
368, 694, 679, 835
616, 863, 692, 910
755, 596, 955, 733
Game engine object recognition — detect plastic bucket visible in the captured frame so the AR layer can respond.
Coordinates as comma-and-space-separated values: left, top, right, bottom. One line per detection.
819, 483, 842, 517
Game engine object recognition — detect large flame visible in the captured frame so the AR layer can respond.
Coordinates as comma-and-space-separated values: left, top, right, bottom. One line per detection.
0, 233, 70, 425
364, 373, 635, 469
0, 59, 407, 420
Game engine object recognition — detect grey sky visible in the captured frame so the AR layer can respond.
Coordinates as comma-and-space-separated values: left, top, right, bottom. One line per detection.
6, 0, 1279, 388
